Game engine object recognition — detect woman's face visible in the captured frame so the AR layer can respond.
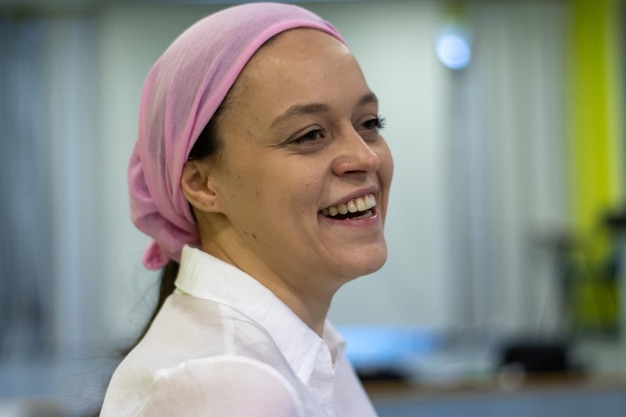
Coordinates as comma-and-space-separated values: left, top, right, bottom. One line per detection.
200, 28, 393, 295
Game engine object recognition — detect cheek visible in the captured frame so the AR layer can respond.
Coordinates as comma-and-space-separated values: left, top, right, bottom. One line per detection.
375, 141, 393, 224
219, 146, 328, 219
377, 140, 394, 187
213, 155, 263, 216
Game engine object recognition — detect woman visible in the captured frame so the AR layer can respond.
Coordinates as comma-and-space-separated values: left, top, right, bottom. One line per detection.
100, 2, 393, 416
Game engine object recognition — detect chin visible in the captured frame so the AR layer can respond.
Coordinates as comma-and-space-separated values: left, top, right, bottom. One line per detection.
342, 247, 387, 279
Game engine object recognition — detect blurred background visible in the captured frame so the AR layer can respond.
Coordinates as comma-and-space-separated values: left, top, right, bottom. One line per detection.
2, 0, 626, 415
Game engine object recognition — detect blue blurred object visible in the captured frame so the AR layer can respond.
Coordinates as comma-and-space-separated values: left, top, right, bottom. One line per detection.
336, 326, 441, 380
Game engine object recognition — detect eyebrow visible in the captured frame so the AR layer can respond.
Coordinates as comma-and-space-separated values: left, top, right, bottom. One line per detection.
270, 92, 379, 127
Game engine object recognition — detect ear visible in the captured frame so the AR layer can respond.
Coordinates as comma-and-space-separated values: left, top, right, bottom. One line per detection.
181, 160, 223, 213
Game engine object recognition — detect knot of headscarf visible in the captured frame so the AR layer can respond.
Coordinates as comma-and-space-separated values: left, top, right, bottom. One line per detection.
128, 2, 344, 270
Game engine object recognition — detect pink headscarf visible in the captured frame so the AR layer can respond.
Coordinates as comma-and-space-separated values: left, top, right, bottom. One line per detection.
128, 3, 344, 270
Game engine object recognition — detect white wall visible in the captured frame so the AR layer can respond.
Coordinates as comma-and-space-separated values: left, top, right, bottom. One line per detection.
451, 1, 570, 334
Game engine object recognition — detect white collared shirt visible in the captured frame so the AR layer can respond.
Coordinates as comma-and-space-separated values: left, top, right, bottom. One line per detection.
100, 246, 378, 417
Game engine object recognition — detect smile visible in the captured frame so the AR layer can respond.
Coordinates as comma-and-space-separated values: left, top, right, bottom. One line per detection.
320, 193, 377, 220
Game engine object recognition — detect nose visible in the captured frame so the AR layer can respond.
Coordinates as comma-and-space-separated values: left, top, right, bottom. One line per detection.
331, 127, 381, 176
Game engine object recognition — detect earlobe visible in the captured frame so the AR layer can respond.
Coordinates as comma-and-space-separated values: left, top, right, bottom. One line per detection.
181, 161, 222, 213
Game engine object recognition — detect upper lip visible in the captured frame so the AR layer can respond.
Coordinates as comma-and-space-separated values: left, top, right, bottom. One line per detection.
323, 185, 379, 209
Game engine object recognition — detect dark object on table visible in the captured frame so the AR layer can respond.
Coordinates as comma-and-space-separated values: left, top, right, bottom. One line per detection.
357, 367, 409, 382
499, 339, 582, 374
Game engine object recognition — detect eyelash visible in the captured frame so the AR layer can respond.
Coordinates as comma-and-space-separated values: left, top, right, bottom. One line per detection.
362, 116, 386, 132
290, 116, 386, 146
291, 128, 327, 145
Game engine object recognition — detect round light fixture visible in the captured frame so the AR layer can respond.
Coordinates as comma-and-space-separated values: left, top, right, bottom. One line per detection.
435, 30, 471, 70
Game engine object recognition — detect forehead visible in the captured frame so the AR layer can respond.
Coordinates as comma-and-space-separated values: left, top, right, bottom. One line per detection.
252, 28, 349, 64
229, 28, 364, 105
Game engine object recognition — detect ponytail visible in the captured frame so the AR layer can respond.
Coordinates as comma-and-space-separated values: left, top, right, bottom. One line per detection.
123, 260, 179, 355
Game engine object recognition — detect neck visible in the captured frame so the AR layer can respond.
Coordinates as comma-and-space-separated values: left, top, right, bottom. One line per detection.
201, 240, 336, 338
263, 278, 333, 337
197, 215, 343, 337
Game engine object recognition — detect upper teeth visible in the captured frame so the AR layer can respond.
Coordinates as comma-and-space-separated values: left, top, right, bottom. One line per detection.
321, 194, 376, 217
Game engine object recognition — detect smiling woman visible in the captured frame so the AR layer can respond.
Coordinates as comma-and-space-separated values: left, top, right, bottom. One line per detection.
100, 3, 392, 417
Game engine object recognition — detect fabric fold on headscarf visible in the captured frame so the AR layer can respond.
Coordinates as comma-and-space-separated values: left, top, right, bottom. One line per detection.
127, 2, 344, 269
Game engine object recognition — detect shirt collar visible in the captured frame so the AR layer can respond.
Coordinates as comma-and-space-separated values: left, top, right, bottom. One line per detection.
174, 245, 345, 384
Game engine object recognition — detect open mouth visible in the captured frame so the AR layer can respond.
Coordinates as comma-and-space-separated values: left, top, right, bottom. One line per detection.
320, 193, 377, 220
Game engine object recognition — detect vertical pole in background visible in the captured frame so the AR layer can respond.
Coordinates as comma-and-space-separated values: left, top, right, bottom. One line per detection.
569, 0, 624, 332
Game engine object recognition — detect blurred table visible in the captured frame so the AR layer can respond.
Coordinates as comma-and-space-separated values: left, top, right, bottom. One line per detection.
365, 373, 626, 417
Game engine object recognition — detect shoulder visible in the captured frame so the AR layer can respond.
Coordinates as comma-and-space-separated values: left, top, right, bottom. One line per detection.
134, 355, 305, 417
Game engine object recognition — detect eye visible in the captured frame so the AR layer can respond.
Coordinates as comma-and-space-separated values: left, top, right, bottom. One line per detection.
361, 116, 386, 131
291, 128, 327, 146
358, 116, 386, 142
